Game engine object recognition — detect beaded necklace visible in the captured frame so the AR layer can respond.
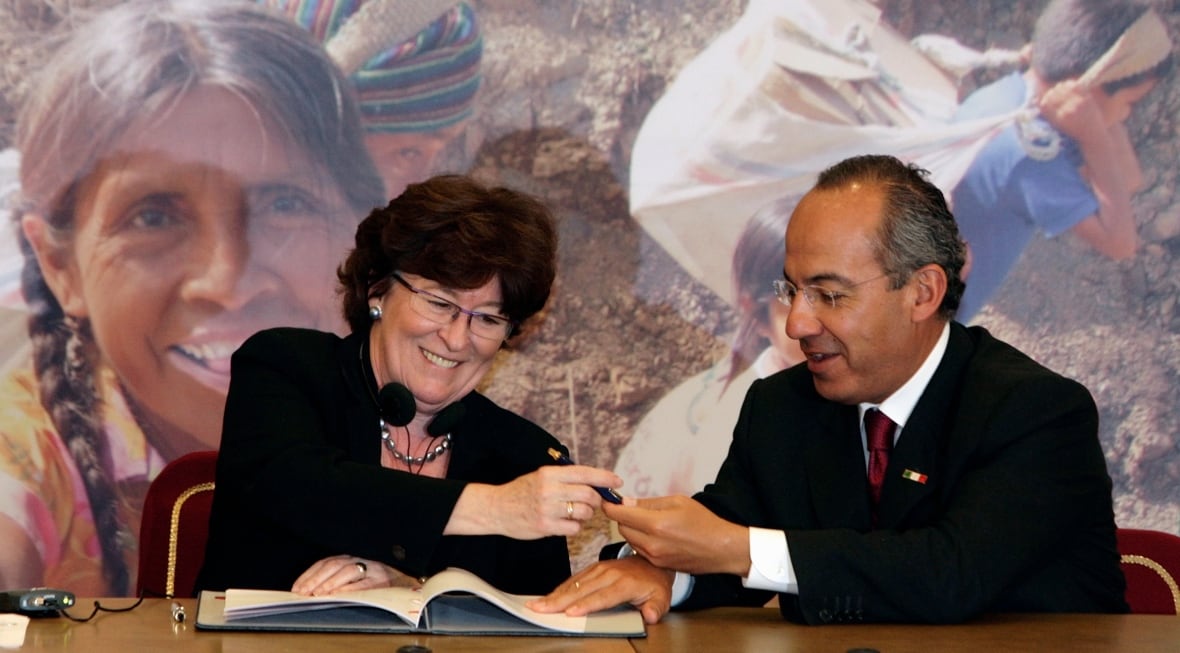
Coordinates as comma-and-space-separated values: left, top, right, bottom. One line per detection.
361, 336, 452, 474
380, 423, 452, 467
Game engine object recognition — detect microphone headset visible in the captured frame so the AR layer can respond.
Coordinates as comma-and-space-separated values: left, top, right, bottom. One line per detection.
361, 333, 467, 436
378, 381, 467, 437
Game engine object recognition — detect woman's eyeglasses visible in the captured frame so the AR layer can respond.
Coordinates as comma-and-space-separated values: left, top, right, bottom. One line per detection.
391, 273, 515, 340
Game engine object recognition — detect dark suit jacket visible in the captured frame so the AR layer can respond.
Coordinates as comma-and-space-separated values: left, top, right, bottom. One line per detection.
679, 323, 1126, 623
196, 328, 571, 595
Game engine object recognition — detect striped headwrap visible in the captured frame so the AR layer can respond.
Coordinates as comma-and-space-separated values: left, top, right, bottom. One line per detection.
261, 0, 482, 133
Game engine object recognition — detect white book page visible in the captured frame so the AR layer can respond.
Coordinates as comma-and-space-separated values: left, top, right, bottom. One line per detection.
419, 568, 590, 633
223, 586, 420, 625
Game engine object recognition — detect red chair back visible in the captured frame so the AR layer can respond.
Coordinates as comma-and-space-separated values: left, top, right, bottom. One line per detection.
136, 450, 218, 598
1117, 527, 1180, 615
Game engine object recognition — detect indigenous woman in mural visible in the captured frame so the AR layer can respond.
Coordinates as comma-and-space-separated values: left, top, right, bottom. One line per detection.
0, 0, 384, 596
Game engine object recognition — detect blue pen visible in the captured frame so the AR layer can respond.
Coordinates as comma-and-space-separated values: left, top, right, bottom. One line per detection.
547, 448, 624, 504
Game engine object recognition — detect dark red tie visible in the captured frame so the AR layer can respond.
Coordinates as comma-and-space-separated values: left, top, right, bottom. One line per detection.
865, 408, 895, 527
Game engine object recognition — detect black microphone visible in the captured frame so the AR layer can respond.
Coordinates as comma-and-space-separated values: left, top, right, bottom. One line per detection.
378, 382, 416, 427
378, 382, 465, 436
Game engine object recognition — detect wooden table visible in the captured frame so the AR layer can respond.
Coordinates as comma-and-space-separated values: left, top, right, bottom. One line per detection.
19, 597, 630, 652
635, 607, 1180, 653
14, 599, 1180, 652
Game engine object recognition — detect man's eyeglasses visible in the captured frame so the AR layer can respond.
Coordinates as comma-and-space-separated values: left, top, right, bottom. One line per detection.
772, 273, 890, 310
391, 273, 515, 341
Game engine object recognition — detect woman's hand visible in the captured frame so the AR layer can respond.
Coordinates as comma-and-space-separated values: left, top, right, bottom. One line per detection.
291, 554, 421, 596
445, 464, 623, 539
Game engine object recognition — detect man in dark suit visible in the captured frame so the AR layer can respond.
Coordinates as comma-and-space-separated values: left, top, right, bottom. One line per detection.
529, 154, 1126, 624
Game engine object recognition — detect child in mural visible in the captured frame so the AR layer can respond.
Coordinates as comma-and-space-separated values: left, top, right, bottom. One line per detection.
615, 196, 804, 497
0, 0, 384, 595
261, 0, 483, 198
951, 0, 1172, 320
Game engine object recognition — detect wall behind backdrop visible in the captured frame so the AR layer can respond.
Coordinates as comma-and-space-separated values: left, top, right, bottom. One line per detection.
0, 0, 1176, 595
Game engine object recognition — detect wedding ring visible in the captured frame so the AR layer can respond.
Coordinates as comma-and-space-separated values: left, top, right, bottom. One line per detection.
566, 501, 575, 519
574, 581, 581, 590
355, 561, 367, 580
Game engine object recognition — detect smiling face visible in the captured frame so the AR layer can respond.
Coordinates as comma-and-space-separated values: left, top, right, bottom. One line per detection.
23, 86, 356, 453
368, 272, 504, 419
782, 182, 933, 405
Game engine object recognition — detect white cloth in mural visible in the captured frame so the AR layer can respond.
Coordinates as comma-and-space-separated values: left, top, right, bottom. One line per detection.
629, 0, 1022, 305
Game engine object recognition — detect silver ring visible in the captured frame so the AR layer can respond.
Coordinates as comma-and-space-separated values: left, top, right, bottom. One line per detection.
355, 561, 367, 580
566, 501, 575, 519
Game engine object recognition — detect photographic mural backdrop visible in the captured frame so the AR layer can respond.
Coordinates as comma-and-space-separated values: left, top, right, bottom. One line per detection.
0, 0, 1176, 594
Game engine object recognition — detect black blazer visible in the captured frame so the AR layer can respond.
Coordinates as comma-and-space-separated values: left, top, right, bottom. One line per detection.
680, 323, 1126, 623
196, 328, 571, 595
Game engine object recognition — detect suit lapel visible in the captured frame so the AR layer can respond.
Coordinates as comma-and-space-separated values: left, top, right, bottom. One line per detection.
804, 404, 873, 529
876, 323, 975, 528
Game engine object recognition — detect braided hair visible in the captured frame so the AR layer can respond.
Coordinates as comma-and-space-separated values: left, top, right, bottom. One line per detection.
17, 221, 132, 593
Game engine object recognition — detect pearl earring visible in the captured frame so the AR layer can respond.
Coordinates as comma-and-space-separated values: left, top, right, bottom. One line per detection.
368, 305, 383, 321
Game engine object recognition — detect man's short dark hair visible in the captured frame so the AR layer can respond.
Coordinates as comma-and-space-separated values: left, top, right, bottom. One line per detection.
814, 154, 967, 320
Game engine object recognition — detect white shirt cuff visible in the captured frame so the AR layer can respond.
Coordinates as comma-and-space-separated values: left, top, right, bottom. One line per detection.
669, 571, 694, 606
742, 527, 798, 594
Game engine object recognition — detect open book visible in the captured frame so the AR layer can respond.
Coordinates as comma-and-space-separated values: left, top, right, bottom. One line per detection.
195, 567, 645, 637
